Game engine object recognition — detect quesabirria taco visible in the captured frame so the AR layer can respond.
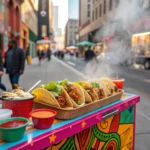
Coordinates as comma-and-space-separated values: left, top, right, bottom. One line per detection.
76, 81, 99, 103
87, 79, 109, 100
58, 80, 85, 108
100, 77, 118, 95
32, 82, 73, 108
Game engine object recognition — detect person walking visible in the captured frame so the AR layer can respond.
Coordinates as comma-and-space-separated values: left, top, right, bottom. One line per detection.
0, 50, 7, 91
47, 48, 51, 61
4, 39, 25, 89
85, 46, 97, 62
37, 49, 42, 65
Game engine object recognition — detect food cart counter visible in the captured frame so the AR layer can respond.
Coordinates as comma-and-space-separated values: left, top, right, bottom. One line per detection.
0, 93, 140, 150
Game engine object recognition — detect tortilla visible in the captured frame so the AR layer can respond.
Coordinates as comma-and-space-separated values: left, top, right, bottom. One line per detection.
77, 81, 99, 102
32, 87, 73, 108
100, 77, 118, 94
64, 83, 85, 108
87, 79, 109, 98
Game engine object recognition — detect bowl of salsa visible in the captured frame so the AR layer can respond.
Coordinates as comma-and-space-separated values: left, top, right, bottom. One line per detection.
112, 78, 124, 89
0, 117, 29, 142
30, 109, 57, 129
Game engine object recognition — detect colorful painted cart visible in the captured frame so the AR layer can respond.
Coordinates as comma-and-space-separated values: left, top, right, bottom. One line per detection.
0, 93, 140, 150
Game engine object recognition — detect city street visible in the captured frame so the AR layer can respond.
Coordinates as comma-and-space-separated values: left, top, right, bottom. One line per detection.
60, 55, 150, 150
1, 56, 150, 149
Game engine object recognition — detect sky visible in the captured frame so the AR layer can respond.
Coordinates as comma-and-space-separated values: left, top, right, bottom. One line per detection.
68, 0, 79, 19
52, 0, 79, 30
52, 0, 68, 30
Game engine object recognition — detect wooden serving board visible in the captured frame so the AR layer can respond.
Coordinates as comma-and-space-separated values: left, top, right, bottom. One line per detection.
33, 90, 124, 120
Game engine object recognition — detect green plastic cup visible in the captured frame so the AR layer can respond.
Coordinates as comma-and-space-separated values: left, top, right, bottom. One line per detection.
0, 117, 29, 142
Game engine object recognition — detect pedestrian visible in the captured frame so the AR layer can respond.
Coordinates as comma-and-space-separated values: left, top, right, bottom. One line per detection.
0, 50, 7, 91
4, 39, 25, 89
47, 48, 51, 61
76, 49, 79, 58
37, 49, 42, 66
85, 46, 97, 62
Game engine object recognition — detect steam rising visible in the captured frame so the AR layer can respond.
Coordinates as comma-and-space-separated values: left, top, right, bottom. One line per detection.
85, 0, 147, 78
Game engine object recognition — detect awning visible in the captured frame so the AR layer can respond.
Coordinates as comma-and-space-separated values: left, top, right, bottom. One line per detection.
36, 40, 56, 44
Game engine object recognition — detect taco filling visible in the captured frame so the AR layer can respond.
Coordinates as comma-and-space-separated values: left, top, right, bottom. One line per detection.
58, 80, 82, 105
91, 82, 105, 99
41, 82, 67, 108
65, 84, 81, 105
84, 87, 96, 100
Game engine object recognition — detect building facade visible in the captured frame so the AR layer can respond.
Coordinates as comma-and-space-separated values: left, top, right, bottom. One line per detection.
52, 6, 62, 37
65, 19, 79, 47
0, 0, 7, 54
21, 0, 37, 57
79, 0, 150, 43
79, 0, 91, 41
37, 0, 53, 40
6, 0, 24, 46
79, 0, 118, 42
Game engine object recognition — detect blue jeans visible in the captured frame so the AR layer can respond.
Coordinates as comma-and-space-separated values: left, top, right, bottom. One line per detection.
9, 73, 20, 89
0, 76, 7, 91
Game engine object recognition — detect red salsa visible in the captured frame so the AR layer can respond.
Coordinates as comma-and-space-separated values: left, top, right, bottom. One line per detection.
0, 120, 26, 128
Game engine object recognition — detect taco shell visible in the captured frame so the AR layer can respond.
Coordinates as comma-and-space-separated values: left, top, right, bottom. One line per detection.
77, 81, 99, 101
100, 77, 118, 94
64, 83, 85, 108
87, 79, 109, 98
32, 87, 73, 108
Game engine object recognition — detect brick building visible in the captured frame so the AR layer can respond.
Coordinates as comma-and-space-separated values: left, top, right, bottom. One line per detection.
6, 0, 24, 46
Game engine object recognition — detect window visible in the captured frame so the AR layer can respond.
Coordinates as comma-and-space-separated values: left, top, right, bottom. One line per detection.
92, 10, 94, 21
87, 11, 90, 17
99, 4, 102, 17
109, 0, 112, 10
96, 7, 98, 20
104, 0, 106, 14
88, 4, 90, 10
41, 25, 47, 37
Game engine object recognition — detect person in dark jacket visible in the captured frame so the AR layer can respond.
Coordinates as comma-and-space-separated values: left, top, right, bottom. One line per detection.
4, 39, 25, 89
0, 50, 7, 91
85, 46, 96, 62
47, 48, 51, 61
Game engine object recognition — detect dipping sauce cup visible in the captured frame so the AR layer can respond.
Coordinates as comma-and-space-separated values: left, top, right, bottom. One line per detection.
112, 79, 124, 89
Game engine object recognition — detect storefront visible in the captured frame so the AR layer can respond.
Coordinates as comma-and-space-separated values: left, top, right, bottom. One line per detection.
29, 29, 37, 58
21, 22, 29, 50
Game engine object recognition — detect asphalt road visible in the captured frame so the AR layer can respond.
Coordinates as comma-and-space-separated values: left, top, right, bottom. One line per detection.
1, 56, 150, 150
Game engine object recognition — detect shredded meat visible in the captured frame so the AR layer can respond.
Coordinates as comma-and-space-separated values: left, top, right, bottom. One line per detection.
98, 88, 104, 99
56, 95, 66, 108
65, 84, 80, 103
85, 87, 96, 100
68, 89, 80, 102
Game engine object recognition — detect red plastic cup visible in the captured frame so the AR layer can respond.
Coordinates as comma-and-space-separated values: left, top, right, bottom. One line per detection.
30, 109, 57, 129
2, 96, 35, 118
112, 79, 124, 89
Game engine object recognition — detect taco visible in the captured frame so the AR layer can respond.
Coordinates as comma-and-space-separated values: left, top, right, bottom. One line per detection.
32, 82, 73, 108
76, 81, 98, 102
100, 77, 118, 95
87, 79, 109, 99
58, 80, 85, 108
